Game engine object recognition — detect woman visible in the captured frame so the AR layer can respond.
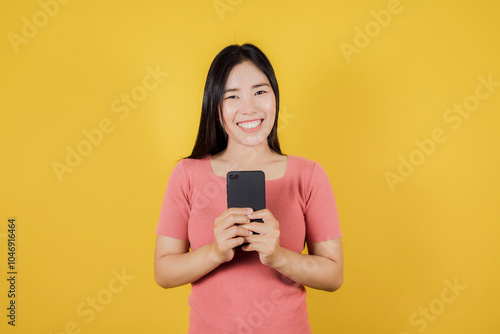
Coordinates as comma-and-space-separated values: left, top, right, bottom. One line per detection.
154, 43, 343, 334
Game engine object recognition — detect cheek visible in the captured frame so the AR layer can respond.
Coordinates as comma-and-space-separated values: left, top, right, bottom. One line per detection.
262, 96, 276, 120
222, 101, 238, 118
221, 102, 238, 127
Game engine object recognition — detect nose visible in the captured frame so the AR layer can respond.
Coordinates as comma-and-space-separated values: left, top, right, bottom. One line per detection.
240, 94, 257, 115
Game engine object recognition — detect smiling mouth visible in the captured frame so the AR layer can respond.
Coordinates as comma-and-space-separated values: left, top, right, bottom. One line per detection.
237, 119, 263, 129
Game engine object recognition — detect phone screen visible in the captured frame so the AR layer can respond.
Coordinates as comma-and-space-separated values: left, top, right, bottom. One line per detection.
227, 170, 265, 223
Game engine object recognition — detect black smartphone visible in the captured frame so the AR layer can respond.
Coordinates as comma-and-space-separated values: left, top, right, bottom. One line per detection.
227, 170, 266, 224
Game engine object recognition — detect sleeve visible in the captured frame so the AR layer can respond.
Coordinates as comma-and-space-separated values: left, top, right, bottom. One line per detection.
156, 160, 190, 240
304, 162, 342, 243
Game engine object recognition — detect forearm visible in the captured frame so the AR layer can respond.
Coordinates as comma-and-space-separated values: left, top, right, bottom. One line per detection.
155, 243, 220, 288
271, 247, 343, 292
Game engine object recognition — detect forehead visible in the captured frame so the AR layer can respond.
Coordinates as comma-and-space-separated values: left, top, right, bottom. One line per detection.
225, 61, 270, 88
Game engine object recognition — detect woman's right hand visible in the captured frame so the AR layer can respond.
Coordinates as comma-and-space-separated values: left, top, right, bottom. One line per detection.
210, 207, 254, 264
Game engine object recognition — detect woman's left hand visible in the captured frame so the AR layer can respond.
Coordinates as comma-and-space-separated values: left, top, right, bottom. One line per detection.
241, 209, 283, 267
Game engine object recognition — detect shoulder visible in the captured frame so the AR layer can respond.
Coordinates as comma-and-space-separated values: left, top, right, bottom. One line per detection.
288, 155, 323, 175
165, 157, 209, 190
288, 155, 332, 188
172, 156, 208, 174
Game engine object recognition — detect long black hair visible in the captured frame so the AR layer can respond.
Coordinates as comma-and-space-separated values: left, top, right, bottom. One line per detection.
185, 43, 282, 159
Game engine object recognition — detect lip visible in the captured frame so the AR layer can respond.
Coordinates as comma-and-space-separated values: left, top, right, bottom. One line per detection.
237, 119, 263, 132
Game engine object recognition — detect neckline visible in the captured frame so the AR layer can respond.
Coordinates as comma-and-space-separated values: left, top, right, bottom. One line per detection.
207, 154, 291, 182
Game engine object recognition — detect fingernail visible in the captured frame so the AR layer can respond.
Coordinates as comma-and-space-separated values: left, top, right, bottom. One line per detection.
247, 208, 253, 214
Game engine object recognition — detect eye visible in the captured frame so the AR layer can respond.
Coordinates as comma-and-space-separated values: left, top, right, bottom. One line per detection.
225, 95, 238, 99
255, 90, 267, 95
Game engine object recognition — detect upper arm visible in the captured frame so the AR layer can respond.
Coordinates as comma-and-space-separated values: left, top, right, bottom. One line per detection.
154, 235, 189, 262
304, 162, 342, 243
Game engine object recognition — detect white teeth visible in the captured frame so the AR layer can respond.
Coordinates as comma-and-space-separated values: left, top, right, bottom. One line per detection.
238, 119, 262, 129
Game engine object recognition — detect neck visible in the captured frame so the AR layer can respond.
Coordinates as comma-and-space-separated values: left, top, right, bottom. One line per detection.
218, 140, 277, 168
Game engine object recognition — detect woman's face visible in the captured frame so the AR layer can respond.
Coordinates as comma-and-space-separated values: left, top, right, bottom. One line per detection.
220, 61, 276, 148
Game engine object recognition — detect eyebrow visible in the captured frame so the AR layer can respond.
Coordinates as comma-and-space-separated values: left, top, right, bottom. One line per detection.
224, 83, 270, 93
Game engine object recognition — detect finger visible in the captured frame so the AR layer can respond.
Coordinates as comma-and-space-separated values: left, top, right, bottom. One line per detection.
241, 241, 266, 253
245, 233, 277, 246
216, 208, 253, 228
242, 222, 271, 235
228, 236, 245, 248
217, 213, 251, 231
218, 207, 254, 222
241, 230, 256, 243
241, 243, 254, 252
234, 225, 254, 237
247, 209, 274, 223
217, 235, 245, 254
220, 225, 253, 242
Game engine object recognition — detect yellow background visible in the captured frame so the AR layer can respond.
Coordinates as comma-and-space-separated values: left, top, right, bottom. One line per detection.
1, 0, 499, 333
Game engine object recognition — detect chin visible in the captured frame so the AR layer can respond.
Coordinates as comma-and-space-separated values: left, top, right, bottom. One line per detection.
246, 133, 271, 146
